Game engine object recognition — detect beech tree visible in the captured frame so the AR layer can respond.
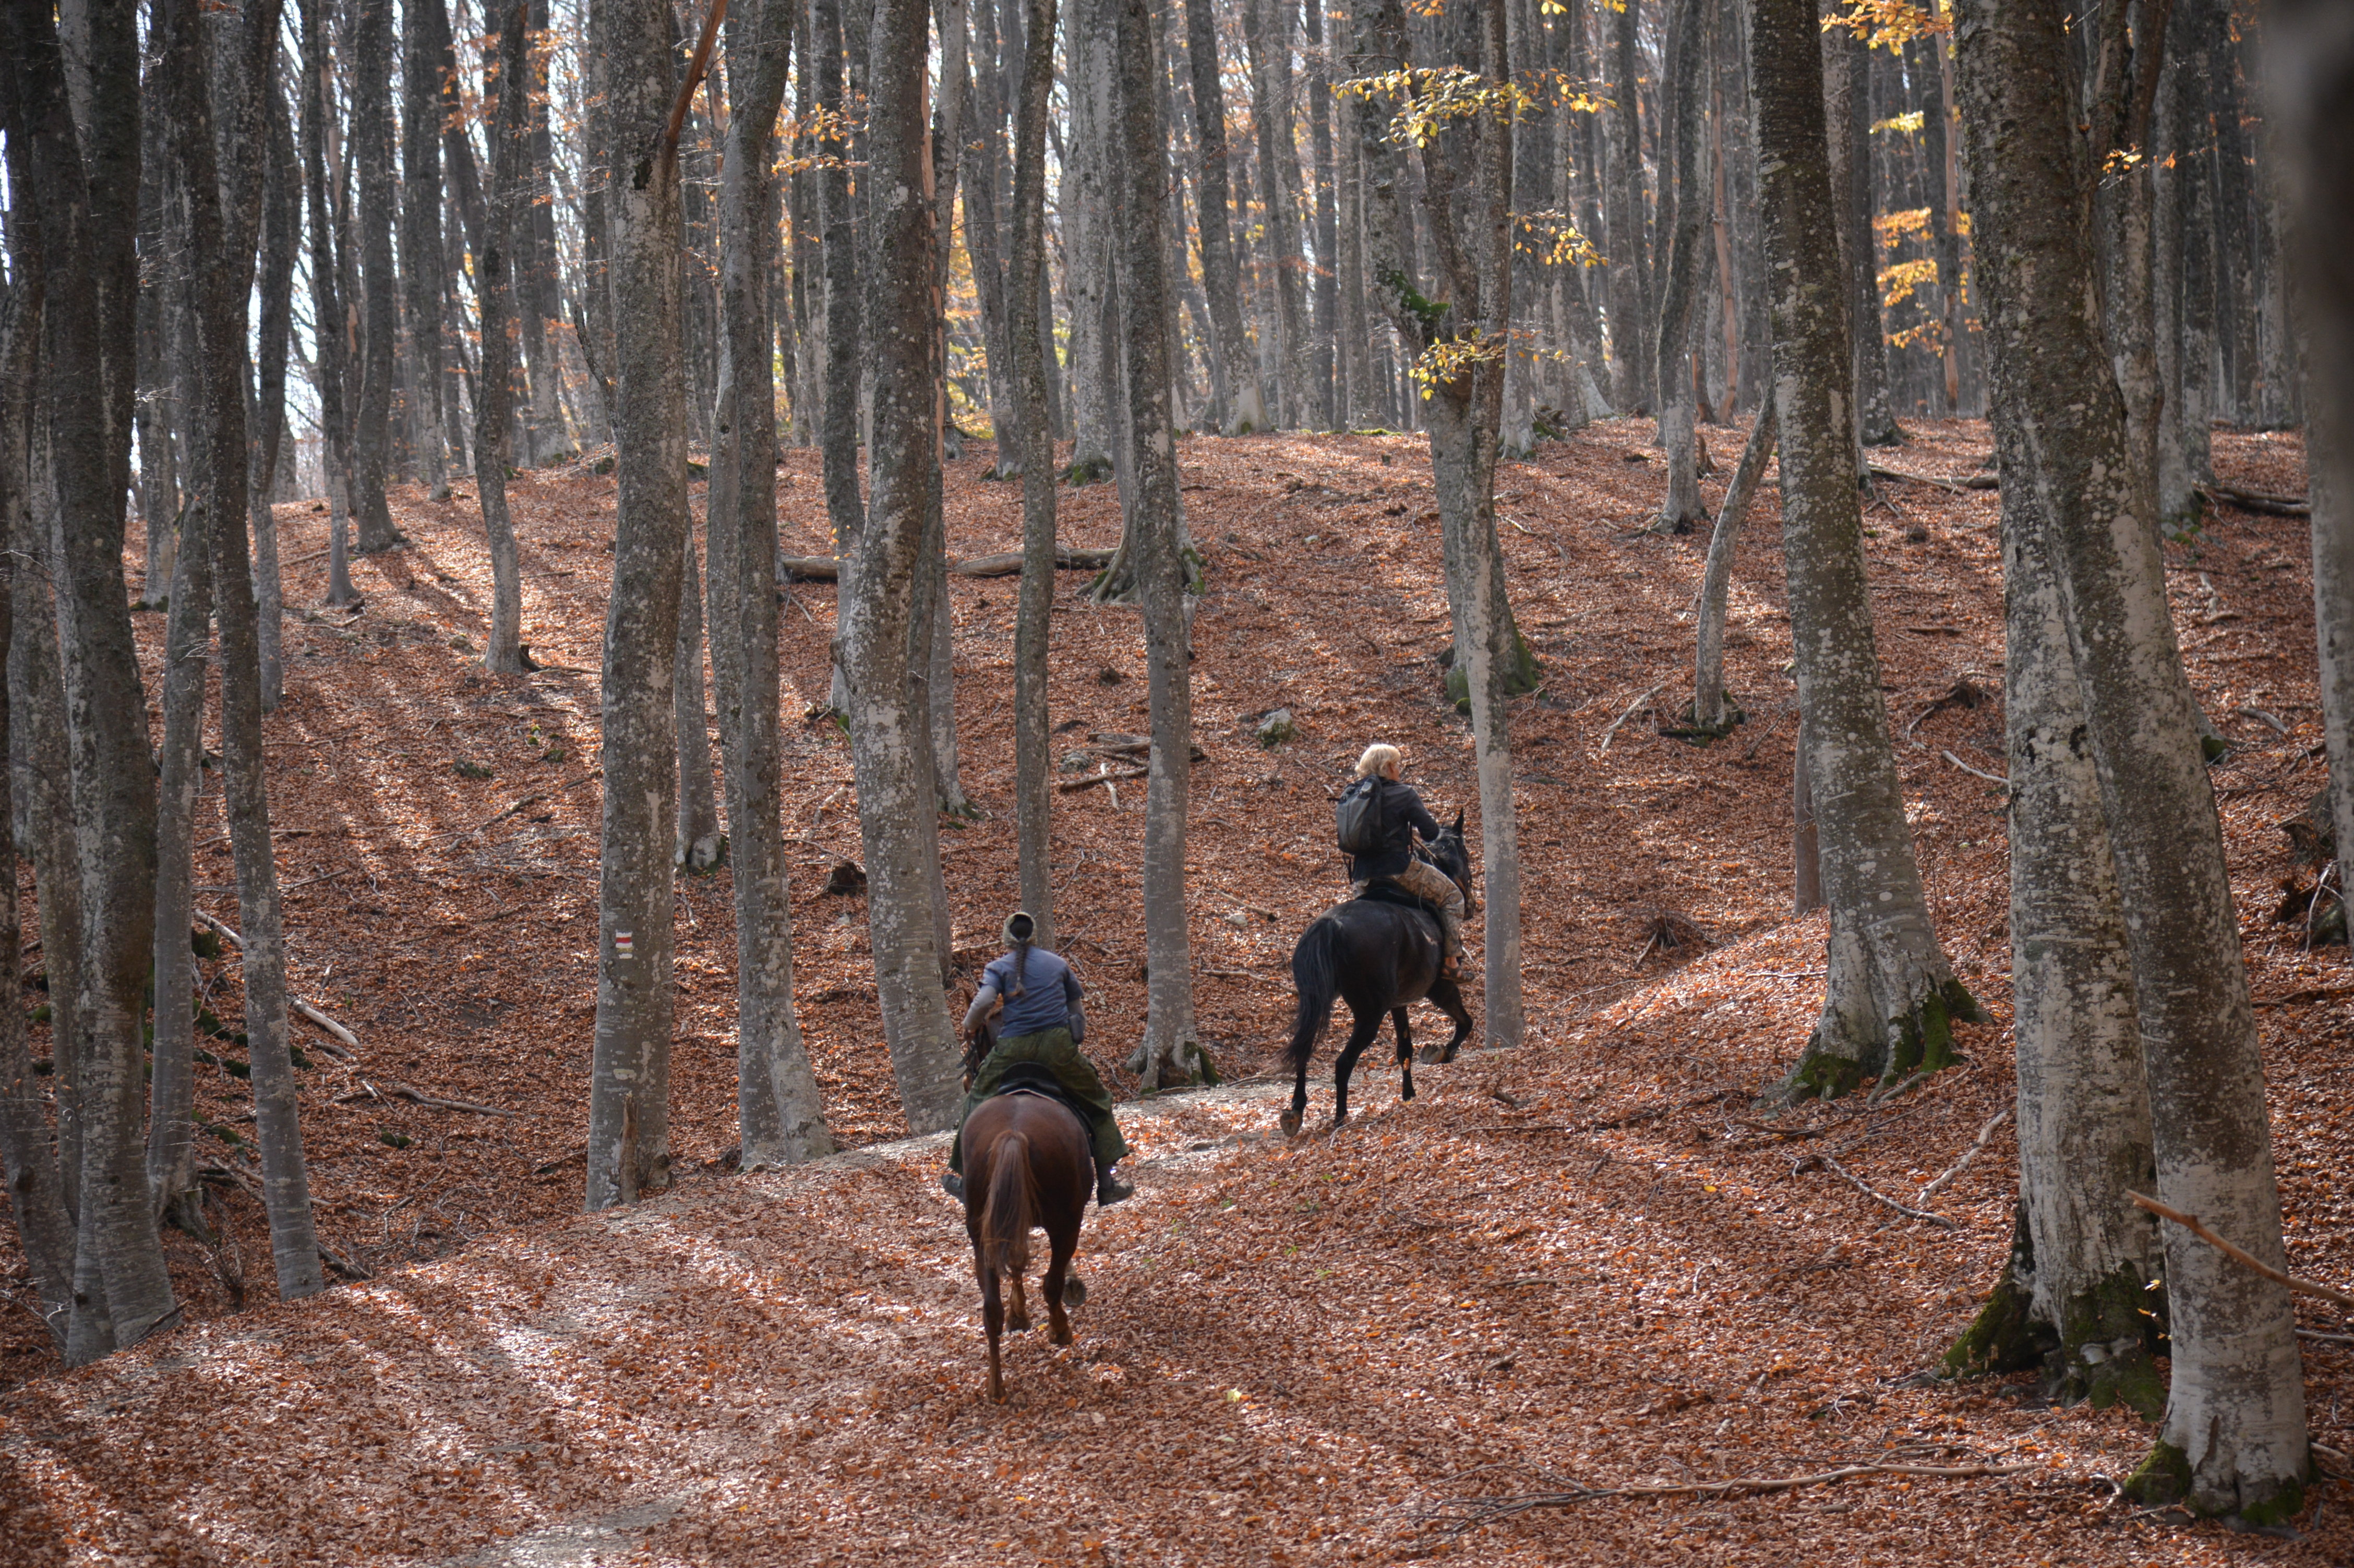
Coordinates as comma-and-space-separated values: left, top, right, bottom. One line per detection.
843, 0, 965, 1134
1955, 0, 2307, 1516
711, 0, 835, 1165
1748, 0, 1980, 1099
583, 0, 703, 1210
6, 0, 179, 1362
1356, 0, 1527, 1050
1010, 0, 1063, 940
474, 2, 532, 678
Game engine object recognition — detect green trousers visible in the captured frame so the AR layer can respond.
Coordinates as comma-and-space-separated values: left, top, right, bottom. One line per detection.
947, 1027, 1130, 1174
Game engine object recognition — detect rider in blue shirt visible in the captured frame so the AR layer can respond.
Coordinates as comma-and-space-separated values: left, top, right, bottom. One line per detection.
941, 913, 1134, 1205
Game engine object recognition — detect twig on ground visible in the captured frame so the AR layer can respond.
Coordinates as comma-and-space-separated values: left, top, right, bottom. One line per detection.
1415, 1460, 2034, 1536
1941, 750, 2009, 786
292, 1000, 361, 1059
1917, 1109, 2010, 1201
1059, 766, 1149, 793
2296, 1329, 2354, 1346
1729, 1117, 1831, 1140
1597, 682, 1666, 754
336, 1079, 517, 1117
2129, 1191, 2354, 1311
1816, 1154, 1959, 1229
2238, 706, 2290, 735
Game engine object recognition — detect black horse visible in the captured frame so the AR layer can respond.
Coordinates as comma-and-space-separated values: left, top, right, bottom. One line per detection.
1279, 810, 1476, 1136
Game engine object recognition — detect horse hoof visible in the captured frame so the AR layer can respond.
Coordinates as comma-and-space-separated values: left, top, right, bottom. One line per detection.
1278, 1109, 1303, 1138
1400, 1080, 1416, 1102
1063, 1276, 1087, 1307
1415, 1044, 1445, 1065
1328, 1113, 1350, 1134
1007, 1311, 1032, 1334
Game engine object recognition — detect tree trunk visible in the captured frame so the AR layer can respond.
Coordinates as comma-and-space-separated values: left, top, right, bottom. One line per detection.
1653, 0, 1712, 529
1184, 0, 1264, 432
1010, 0, 1061, 945
1061, 0, 1119, 474
1955, 0, 2308, 1515
1822, 16, 1901, 449
1102, 0, 1207, 1089
250, 87, 300, 710
846, 0, 965, 1134
1302, 0, 1339, 430
2155, 0, 2215, 529
0, 126, 77, 1347
9, 0, 180, 1361
1605, 0, 1654, 413
1943, 407, 2161, 1414
1692, 403, 1774, 731
814, 0, 866, 561
144, 442, 213, 1232
710, 0, 835, 1166
1242, 0, 1308, 426
303, 0, 359, 606
475, 2, 530, 677
1360, 0, 1523, 1051
674, 529, 725, 870
402, 0, 451, 500
161, 0, 325, 1302
1750, 0, 1978, 1101
584, 0, 694, 1210
351, 0, 403, 553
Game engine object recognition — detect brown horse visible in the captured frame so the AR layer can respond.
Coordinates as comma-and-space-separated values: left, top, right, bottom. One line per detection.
962, 1086, 1094, 1402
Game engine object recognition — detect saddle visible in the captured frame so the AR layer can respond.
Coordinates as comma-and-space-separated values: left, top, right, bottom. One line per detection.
1354, 876, 1445, 928
986, 1062, 1098, 1174
991, 1061, 1090, 1121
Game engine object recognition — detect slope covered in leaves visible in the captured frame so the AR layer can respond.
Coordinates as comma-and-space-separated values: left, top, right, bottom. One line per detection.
4, 419, 2351, 1564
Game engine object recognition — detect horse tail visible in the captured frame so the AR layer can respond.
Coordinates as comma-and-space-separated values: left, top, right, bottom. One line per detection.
1285, 918, 1342, 1075
980, 1132, 1037, 1281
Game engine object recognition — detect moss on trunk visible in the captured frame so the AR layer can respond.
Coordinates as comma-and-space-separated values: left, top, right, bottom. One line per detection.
1944, 1261, 2052, 1377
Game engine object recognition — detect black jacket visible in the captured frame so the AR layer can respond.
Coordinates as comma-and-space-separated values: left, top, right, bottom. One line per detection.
1344, 777, 1443, 881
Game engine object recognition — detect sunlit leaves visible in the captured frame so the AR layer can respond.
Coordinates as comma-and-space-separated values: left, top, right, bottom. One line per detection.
1516, 210, 1605, 270
1822, 0, 1948, 51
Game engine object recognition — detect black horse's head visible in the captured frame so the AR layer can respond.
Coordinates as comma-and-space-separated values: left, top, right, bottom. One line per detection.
1425, 809, 1476, 914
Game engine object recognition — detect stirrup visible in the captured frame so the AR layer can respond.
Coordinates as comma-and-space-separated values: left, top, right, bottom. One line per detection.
1096, 1171, 1135, 1205
940, 1169, 965, 1199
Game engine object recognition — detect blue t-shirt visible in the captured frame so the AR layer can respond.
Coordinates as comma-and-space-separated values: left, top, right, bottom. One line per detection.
984, 946, 1083, 1041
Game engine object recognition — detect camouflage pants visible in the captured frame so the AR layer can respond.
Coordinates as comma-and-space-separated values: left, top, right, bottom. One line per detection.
947, 1027, 1131, 1174
1353, 858, 1465, 965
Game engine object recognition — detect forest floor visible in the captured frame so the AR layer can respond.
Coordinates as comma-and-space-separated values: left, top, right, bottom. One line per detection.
3, 417, 2351, 1566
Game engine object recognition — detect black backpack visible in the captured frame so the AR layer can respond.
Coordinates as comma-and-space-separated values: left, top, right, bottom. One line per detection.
1336, 777, 1385, 856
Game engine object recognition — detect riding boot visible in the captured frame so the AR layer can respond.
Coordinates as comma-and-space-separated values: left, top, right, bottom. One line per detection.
1096, 1164, 1135, 1205
940, 1169, 965, 1199
1438, 909, 1465, 980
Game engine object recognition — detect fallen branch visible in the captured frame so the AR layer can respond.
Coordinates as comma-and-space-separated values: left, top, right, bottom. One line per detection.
1867, 463, 1998, 493
337, 1079, 518, 1117
1597, 682, 1666, 754
778, 545, 1114, 582
1941, 749, 2009, 786
2199, 482, 2309, 518
1416, 1460, 2035, 1535
195, 909, 246, 951
2129, 1191, 2354, 1311
292, 1000, 361, 1060
1058, 766, 1149, 793
1816, 1153, 1959, 1229
2238, 706, 2290, 736
1917, 1108, 2010, 1200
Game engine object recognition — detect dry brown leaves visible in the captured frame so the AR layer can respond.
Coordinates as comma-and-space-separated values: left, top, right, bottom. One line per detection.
1, 420, 2348, 1564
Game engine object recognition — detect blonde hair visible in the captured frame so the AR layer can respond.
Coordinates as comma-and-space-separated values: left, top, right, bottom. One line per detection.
1355, 743, 1403, 780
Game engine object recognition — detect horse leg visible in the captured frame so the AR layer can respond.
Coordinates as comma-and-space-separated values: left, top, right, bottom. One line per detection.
1005, 1261, 1032, 1334
977, 1241, 1005, 1403
1282, 1051, 1311, 1139
1044, 1230, 1077, 1346
1432, 976, 1475, 1063
1394, 1008, 1416, 1102
1331, 1006, 1383, 1129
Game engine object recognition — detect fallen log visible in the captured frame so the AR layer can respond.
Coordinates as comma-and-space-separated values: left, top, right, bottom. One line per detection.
2199, 482, 2310, 518
778, 545, 1115, 582
1867, 463, 1999, 493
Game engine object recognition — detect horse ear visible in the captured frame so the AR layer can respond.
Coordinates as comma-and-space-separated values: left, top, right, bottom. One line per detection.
1451, 809, 1464, 834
